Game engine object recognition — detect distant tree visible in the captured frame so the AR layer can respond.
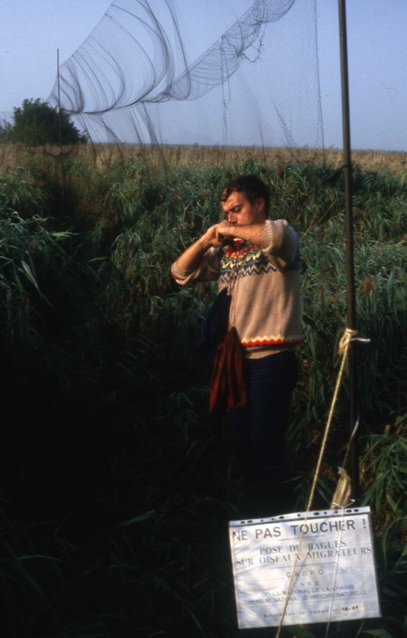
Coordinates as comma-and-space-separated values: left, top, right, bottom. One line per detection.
0, 120, 12, 140
0, 98, 87, 146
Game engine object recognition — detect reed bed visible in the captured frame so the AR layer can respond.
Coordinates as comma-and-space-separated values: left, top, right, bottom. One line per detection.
0, 144, 405, 637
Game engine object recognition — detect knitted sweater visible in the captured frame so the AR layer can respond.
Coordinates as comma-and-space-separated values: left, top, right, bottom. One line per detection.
171, 219, 301, 358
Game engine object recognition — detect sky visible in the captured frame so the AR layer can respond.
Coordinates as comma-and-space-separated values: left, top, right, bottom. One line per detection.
1, 0, 407, 151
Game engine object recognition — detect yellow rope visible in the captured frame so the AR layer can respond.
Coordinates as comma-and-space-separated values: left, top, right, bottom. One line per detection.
275, 327, 357, 638
305, 327, 356, 513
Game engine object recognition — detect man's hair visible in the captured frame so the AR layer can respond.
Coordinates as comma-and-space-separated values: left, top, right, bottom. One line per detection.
220, 174, 270, 215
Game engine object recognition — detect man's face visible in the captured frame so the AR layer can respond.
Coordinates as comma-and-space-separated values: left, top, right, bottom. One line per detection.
221, 190, 266, 226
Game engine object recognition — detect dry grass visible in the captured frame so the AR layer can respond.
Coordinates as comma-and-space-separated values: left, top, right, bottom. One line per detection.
1, 142, 407, 175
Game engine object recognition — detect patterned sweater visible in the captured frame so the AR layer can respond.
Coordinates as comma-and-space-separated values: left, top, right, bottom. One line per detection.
171, 219, 301, 358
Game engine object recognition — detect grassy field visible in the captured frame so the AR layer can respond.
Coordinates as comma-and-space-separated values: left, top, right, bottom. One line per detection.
0, 143, 406, 637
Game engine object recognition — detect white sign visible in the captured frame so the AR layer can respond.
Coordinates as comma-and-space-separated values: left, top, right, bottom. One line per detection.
229, 507, 380, 629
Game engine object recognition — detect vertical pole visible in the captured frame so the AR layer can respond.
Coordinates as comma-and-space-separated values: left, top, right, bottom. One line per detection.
57, 49, 62, 148
338, 0, 360, 501
57, 49, 66, 212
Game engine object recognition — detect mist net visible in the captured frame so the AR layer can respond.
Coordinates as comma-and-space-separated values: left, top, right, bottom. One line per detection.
47, 0, 323, 148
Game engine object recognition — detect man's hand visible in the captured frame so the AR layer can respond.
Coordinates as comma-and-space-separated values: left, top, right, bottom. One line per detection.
214, 220, 236, 243
201, 221, 236, 247
202, 223, 225, 247
175, 223, 224, 273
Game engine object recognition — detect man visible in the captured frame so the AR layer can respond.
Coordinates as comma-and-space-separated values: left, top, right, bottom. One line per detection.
171, 175, 301, 515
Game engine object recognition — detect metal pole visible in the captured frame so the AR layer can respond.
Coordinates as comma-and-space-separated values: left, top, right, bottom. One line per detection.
57, 49, 62, 148
338, 0, 360, 501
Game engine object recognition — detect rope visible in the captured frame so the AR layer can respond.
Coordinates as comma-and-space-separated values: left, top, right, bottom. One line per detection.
275, 327, 357, 638
306, 327, 356, 512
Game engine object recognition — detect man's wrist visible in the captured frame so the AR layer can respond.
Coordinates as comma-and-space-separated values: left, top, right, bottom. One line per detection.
199, 234, 213, 251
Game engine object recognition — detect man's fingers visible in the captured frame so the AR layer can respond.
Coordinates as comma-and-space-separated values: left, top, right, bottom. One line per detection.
215, 228, 224, 242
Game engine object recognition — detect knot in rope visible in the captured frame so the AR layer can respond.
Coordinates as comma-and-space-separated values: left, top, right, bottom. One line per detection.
338, 327, 357, 354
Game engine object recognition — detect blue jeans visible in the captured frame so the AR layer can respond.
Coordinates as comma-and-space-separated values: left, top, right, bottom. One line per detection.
228, 351, 298, 489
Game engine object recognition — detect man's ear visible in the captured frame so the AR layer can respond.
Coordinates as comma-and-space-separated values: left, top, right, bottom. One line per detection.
256, 197, 266, 215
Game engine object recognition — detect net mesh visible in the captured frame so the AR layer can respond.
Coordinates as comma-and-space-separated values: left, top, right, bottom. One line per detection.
41, 0, 323, 148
